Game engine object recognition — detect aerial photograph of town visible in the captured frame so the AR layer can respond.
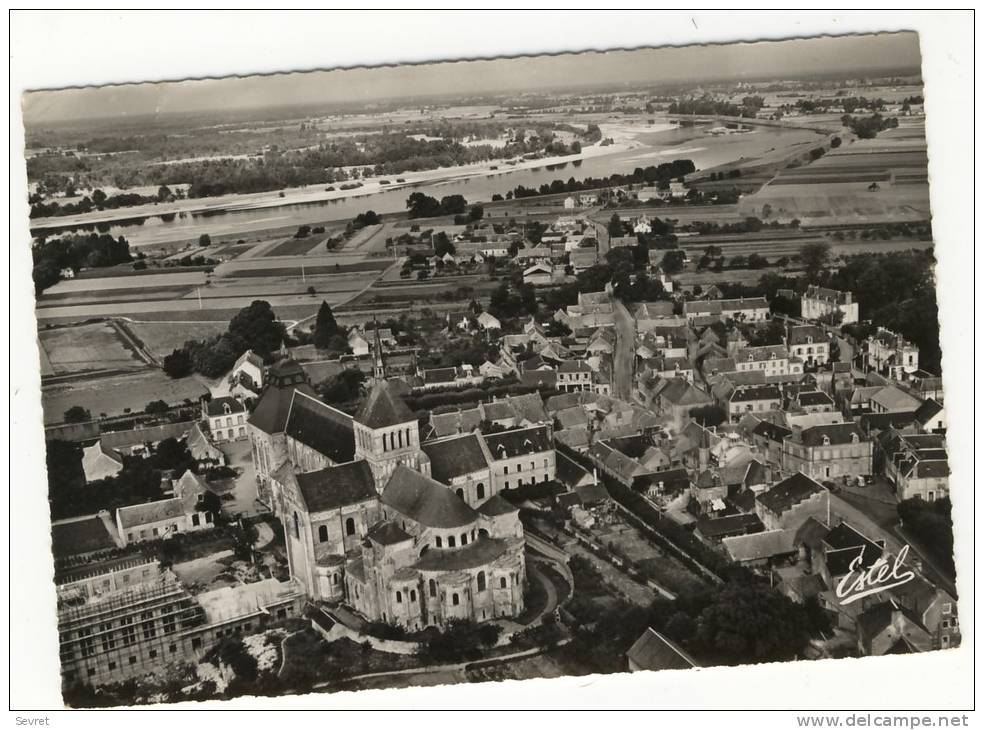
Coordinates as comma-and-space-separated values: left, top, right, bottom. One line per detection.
21, 28, 958, 708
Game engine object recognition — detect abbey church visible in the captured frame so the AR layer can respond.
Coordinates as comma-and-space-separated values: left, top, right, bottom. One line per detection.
246, 358, 535, 630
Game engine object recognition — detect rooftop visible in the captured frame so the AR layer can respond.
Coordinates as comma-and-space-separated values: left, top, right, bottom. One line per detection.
756, 472, 826, 515
422, 434, 490, 483
355, 380, 416, 428
295, 460, 377, 513
381, 465, 477, 528
285, 390, 356, 464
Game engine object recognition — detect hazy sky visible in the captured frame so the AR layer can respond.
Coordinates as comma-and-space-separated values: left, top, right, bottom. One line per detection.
23, 32, 920, 125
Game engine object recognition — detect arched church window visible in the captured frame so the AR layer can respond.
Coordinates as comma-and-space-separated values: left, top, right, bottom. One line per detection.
293, 513, 300, 540
436, 536, 442, 548
395, 591, 402, 603
460, 533, 468, 545
448, 536, 456, 547
345, 517, 356, 536
429, 579, 436, 597
476, 483, 485, 500
499, 577, 507, 589
318, 525, 328, 543
477, 572, 486, 592
456, 488, 464, 500
452, 593, 460, 606
410, 590, 417, 602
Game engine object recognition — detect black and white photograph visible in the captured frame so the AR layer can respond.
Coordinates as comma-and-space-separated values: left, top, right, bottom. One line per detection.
8, 10, 975, 717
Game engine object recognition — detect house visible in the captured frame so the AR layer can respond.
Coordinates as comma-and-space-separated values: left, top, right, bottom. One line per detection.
59, 267, 76, 279
632, 215, 653, 234
81, 440, 125, 483
230, 349, 265, 396
755, 472, 828, 530
557, 360, 594, 392
563, 196, 577, 210
782, 422, 873, 482
802, 285, 859, 324
476, 312, 501, 331
722, 528, 798, 567
732, 345, 796, 377
913, 398, 946, 434
857, 600, 933, 656
654, 378, 714, 431
727, 384, 782, 421
694, 512, 764, 544
483, 425, 555, 493
879, 430, 949, 502
793, 390, 836, 414
523, 263, 554, 286
204, 396, 248, 442
868, 385, 922, 414
866, 328, 919, 378
626, 628, 700, 672
683, 297, 770, 322
347, 329, 370, 357
116, 470, 215, 545
570, 250, 599, 273
609, 236, 638, 249
785, 325, 829, 367
186, 422, 226, 467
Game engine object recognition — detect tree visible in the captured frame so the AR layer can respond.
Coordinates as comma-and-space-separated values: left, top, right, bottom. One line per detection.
157, 185, 173, 202
799, 241, 831, 280
227, 300, 286, 356
898, 497, 954, 578
661, 250, 686, 274
468, 205, 484, 222
608, 213, 623, 238
91, 189, 107, 205
432, 231, 455, 258
63, 406, 92, 424
689, 404, 727, 428
294, 225, 312, 239
198, 234, 211, 247
145, 400, 169, 415
163, 348, 194, 378
313, 301, 341, 349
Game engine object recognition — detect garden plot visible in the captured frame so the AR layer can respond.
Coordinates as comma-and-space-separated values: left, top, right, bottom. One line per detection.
38, 321, 145, 376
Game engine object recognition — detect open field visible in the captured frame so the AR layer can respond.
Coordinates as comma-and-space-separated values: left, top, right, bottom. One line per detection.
44, 270, 207, 294
128, 320, 230, 357
41, 369, 209, 424
738, 121, 931, 225
37, 321, 146, 376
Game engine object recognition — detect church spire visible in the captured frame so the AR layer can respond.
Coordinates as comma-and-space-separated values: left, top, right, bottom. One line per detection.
372, 317, 385, 382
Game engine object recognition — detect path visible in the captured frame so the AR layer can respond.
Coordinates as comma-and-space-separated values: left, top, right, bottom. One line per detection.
311, 639, 572, 691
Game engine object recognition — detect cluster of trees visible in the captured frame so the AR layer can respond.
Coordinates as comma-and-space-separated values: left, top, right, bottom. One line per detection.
488, 281, 538, 320
32, 232, 132, 293
163, 300, 285, 378
507, 160, 696, 200
417, 619, 502, 663
318, 368, 366, 406
668, 97, 764, 118
405, 192, 468, 219
841, 113, 899, 139
46, 436, 202, 520
28, 186, 180, 219
350, 210, 380, 230
795, 96, 888, 115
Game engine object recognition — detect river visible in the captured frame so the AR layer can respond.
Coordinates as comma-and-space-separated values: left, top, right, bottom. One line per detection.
32, 122, 820, 249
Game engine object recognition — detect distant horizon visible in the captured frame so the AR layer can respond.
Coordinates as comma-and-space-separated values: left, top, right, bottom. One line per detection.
22, 31, 921, 127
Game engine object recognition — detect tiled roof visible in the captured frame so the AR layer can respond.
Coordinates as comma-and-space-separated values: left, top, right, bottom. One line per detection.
756, 472, 826, 515
117, 497, 190, 529
723, 528, 797, 562
414, 535, 510, 572
366, 520, 413, 546
285, 391, 356, 464
913, 398, 944, 424
422, 434, 490, 483
248, 376, 316, 435
786, 325, 826, 346
355, 381, 416, 428
730, 384, 782, 403
477, 494, 519, 517
381, 465, 477, 528
696, 513, 763, 540
799, 422, 865, 447
205, 396, 245, 417
626, 628, 700, 671
295, 461, 377, 513
483, 425, 553, 460
798, 390, 834, 407
429, 407, 482, 438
